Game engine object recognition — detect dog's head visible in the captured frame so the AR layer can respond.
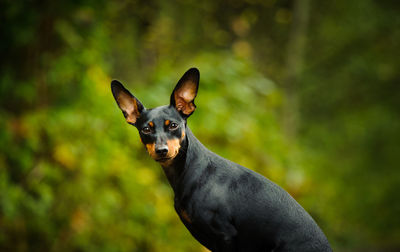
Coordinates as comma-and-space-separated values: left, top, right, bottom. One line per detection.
111, 68, 199, 165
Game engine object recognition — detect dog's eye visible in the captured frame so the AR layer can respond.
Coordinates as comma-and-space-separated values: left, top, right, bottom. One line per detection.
142, 126, 151, 134
169, 122, 178, 130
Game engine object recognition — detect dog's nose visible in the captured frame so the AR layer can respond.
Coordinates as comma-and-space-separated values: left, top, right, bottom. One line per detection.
155, 145, 168, 157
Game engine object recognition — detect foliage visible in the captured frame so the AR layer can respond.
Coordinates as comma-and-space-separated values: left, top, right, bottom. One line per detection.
0, 0, 399, 251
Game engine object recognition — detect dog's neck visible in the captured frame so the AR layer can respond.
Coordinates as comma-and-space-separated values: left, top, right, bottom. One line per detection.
160, 126, 208, 194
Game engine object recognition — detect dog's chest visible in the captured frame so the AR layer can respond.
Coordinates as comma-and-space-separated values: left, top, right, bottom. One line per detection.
178, 208, 193, 224
175, 205, 217, 250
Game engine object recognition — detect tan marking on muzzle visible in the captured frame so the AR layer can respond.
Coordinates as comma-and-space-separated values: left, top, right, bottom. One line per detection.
149, 129, 186, 165
165, 138, 180, 159
145, 143, 156, 159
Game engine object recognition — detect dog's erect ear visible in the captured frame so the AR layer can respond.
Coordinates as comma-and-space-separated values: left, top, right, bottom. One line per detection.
170, 68, 199, 117
111, 80, 144, 125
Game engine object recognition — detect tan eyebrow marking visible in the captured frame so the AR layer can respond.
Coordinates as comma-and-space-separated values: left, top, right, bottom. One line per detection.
165, 120, 170, 126
148, 121, 154, 127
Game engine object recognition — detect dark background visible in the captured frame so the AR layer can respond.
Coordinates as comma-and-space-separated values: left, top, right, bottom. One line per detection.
1, 0, 399, 251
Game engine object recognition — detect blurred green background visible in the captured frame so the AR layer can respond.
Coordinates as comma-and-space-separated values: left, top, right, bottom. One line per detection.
1, 0, 399, 251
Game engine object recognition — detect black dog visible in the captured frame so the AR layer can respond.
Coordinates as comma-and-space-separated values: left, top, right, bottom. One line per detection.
111, 68, 332, 252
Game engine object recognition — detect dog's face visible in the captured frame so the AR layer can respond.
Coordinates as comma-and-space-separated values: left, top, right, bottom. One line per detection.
111, 68, 199, 165
133, 105, 186, 163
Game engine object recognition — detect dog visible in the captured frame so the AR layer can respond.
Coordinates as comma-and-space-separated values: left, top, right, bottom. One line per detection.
111, 68, 332, 251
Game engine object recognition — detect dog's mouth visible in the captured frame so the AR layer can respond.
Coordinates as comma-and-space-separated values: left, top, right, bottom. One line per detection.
155, 157, 171, 162
154, 150, 179, 164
